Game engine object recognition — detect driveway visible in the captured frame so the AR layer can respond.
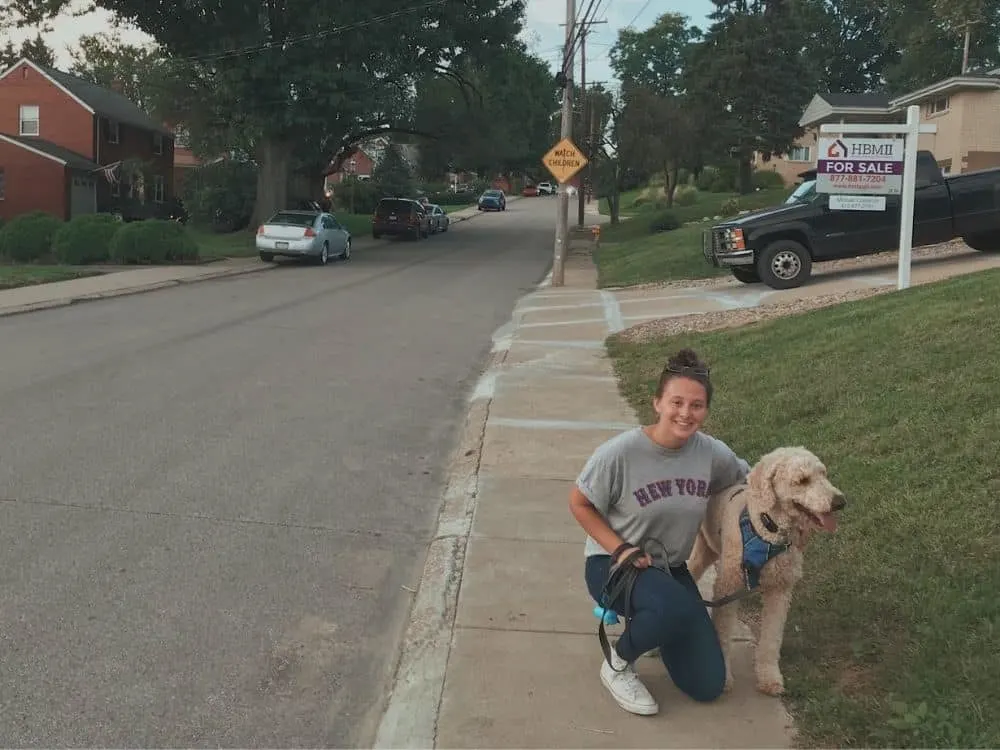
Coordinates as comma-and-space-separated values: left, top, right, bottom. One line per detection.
0, 198, 555, 747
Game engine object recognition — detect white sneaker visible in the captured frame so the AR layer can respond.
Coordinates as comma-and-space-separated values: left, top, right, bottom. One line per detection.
600, 649, 659, 715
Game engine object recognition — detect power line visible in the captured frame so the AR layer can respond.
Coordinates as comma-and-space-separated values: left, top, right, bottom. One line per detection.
162, 1, 449, 65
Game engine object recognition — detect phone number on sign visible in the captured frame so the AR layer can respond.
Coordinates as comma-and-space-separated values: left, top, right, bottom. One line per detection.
822, 173, 900, 192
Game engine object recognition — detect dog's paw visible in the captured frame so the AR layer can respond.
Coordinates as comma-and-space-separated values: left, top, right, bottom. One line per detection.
756, 674, 785, 697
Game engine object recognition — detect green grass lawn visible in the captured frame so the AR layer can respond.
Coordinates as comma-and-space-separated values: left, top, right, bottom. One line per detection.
0, 264, 104, 290
607, 269, 1000, 748
596, 224, 730, 287
595, 187, 788, 288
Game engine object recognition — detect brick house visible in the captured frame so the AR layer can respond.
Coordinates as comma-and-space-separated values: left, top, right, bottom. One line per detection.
757, 72, 1000, 185
0, 57, 174, 222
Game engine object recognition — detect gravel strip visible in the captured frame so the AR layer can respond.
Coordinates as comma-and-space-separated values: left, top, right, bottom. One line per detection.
614, 286, 895, 344
604, 240, 977, 294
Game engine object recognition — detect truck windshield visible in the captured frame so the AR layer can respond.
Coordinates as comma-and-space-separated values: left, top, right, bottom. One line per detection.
786, 180, 817, 204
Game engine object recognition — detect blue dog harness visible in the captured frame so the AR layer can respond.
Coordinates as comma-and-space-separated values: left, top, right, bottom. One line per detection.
739, 505, 789, 590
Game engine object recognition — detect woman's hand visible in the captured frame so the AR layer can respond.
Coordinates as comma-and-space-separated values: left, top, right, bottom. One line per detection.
615, 546, 653, 569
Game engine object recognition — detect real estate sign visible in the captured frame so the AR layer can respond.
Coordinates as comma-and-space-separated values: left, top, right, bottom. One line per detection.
816, 137, 905, 195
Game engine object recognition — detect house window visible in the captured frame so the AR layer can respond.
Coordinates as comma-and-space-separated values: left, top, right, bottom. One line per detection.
0, 167, 5, 200
787, 146, 812, 162
19, 105, 39, 136
153, 133, 163, 155
152, 175, 165, 203
107, 119, 120, 144
926, 96, 950, 115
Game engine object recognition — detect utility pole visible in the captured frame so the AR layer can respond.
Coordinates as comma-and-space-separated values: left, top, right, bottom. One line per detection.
962, 18, 981, 74
551, 0, 575, 287
572, 20, 605, 227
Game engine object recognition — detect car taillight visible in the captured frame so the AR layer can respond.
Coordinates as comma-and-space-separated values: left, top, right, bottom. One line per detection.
304, 227, 317, 237
257, 226, 265, 235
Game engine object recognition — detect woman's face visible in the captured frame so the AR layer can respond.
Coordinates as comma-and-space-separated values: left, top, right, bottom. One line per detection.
653, 377, 709, 444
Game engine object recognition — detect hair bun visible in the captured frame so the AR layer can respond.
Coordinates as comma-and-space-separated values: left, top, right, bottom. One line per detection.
669, 347, 703, 369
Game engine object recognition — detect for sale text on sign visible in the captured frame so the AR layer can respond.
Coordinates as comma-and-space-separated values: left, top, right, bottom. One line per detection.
816, 137, 905, 195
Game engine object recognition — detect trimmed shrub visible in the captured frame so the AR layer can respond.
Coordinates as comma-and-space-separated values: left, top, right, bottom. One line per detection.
649, 210, 681, 233
109, 219, 200, 264
753, 170, 786, 190
720, 197, 742, 217
52, 213, 120, 264
0, 211, 63, 263
180, 160, 257, 232
673, 185, 699, 206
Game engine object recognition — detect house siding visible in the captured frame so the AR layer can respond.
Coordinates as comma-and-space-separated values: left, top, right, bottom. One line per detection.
959, 89, 1000, 171
94, 119, 175, 213
0, 62, 94, 159
754, 130, 818, 185
0, 141, 66, 221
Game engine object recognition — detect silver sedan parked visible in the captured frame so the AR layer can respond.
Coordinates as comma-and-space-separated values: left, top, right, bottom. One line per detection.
256, 210, 353, 265
426, 204, 451, 234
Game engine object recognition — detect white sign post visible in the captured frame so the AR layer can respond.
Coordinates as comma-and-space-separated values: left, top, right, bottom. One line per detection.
819, 105, 937, 290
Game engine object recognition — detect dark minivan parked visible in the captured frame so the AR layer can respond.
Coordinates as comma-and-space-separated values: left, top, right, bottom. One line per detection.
372, 198, 430, 240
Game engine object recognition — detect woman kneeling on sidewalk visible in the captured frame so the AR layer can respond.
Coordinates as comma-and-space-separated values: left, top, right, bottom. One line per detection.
568, 347, 749, 716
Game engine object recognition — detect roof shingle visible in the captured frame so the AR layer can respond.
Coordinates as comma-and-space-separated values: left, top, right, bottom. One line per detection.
1, 134, 100, 170
35, 62, 173, 136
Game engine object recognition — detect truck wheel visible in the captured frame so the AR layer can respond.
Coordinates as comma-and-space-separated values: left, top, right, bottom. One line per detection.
963, 234, 1000, 253
731, 267, 760, 284
757, 240, 812, 289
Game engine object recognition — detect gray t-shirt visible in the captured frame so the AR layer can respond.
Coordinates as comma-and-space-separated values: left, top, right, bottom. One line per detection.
577, 427, 750, 566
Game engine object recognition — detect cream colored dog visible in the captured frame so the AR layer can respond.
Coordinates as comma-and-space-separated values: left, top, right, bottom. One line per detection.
687, 446, 846, 697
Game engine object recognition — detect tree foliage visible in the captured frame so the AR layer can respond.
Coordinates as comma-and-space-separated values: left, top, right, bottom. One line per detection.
412, 44, 557, 179
372, 144, 415, 199
0, 33, 55, 68
67, 31, 162, 114
608, 12, 701, 96
5, 0, 529, 223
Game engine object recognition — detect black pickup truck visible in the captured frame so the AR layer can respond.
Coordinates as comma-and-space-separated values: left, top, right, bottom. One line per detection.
703, 150, 1000, 288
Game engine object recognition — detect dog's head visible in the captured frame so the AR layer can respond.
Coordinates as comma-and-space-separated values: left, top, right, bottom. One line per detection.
746, 446, 846, 538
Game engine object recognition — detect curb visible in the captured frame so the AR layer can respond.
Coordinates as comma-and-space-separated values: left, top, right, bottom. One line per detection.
0, 262, 276, 319
373, 261, 544, 749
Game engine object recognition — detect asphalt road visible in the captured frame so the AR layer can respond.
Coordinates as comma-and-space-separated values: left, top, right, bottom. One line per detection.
0, 197, 557, 747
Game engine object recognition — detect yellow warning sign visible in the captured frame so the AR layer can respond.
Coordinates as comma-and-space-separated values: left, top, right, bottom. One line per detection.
542, 137, 588, 184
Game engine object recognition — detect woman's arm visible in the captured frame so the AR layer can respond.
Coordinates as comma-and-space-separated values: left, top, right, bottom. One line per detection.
569, 487, 628, 553
707, 435, 752, 493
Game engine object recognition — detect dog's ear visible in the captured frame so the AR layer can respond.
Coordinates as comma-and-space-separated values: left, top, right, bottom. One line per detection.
747, 451, 781, 514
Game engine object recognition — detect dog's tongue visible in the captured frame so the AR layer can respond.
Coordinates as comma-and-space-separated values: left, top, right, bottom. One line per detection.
818, 513, 839, 532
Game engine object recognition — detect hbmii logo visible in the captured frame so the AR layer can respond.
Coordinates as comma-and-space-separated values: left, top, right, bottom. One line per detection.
826, 139, 849, 158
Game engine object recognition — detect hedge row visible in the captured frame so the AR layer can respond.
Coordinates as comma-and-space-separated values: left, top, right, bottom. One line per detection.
0, 212, 199, 265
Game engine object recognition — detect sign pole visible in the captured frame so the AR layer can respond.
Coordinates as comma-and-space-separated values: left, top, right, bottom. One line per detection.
897, 105, 921, 290
552, 0, 575, 288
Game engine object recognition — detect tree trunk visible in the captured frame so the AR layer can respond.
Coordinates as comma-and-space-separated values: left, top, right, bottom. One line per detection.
738, 156, 754, 195
664, 166, 680, 207
253, 138, 293, 226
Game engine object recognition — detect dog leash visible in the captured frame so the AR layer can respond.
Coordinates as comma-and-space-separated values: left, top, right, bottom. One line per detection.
596, 532, 782, 672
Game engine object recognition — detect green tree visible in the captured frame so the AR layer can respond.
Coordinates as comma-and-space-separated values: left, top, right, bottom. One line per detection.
0, 32, 55, 68
881, 0, 1000, 93
68, 32, 162, 113
800, 0, 898, 93
372, 143, 415, 198
685, 0, 820, 193
412, 44, 557, 179
608, 12, 702, 96
5, 0, 528, 224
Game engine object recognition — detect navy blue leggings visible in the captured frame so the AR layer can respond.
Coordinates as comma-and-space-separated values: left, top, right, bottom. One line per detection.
585, 554, 726, 703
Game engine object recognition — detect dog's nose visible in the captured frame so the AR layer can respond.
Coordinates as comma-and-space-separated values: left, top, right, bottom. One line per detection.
831, 493, 847, 511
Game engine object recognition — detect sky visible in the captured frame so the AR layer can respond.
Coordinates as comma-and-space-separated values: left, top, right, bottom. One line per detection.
7, 0, 716, 87
522, 0, 714, 87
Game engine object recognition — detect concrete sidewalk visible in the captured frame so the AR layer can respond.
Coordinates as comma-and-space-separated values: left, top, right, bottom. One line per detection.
375, 214, 796, 749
